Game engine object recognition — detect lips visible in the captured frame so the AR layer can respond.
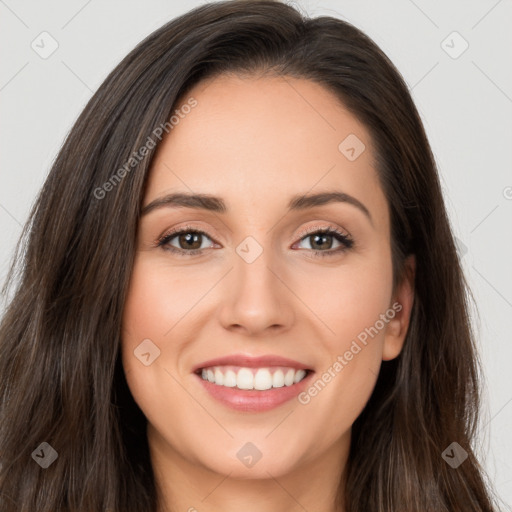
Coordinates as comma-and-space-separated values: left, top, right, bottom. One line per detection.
192, 354, 312, 373
192, 354, 315, 412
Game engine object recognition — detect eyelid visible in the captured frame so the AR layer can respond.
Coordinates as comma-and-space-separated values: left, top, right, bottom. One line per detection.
291, 223, 354, 255
156, 223, 219, 251
156, 222, 354, 256
157, 222, 219, 243
295, 223, 351, 240
158, 222, 351, 242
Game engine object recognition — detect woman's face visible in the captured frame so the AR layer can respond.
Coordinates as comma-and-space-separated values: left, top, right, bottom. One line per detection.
121, 74, 414, 481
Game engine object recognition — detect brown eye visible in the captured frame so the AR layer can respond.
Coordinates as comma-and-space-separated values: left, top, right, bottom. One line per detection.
175, 232, 204, 250
295, 228, 353, 257
157, 228, 216, 255
308, 233, 335, 251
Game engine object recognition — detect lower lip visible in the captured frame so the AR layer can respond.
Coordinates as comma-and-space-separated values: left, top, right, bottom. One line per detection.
194, 371, 314, 412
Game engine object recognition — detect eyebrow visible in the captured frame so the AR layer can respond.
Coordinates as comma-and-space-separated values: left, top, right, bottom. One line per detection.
141, 191, 373, 225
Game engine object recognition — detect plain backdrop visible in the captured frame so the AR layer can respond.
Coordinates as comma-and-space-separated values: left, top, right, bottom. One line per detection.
1, 0, 511, 507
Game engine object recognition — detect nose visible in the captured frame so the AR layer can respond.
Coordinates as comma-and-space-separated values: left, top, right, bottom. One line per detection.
217, 244, 295, 336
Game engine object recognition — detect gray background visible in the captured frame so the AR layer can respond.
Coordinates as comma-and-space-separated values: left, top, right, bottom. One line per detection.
1, 0, 511, 506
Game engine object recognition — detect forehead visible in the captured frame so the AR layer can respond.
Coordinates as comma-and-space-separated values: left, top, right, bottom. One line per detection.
145, 74, 388, 228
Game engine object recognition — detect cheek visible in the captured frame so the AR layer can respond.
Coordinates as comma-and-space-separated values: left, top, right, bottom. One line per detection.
297, 244, 393, 410
120, 256, 212, 445
305, 248, 393, 350
297, 247, 393, 426
120, 257, 195, 406
121, 255, 208, 345
122, 258, 172, 342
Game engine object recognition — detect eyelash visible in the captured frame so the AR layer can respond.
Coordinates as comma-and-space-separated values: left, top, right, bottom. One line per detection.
156, 224, 354, 258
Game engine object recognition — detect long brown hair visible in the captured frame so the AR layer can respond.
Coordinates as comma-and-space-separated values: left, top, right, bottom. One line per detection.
0, 1, 501, 510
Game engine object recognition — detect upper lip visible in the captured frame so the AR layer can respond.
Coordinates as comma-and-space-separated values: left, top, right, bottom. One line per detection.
193, 354, 313, 373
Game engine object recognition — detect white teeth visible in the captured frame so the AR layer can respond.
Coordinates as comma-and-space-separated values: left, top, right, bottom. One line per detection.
214, 368, 224, 386
199, 366, 309, 390
223, 369, 237, 387
272, 369, 285, 388
237, 368, 254, 390
254, 369, 272, 390
284, 369, 295, 386
294, 369, 306, 383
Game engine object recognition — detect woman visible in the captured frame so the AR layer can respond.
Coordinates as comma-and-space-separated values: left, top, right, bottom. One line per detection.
0, 0, 501, 510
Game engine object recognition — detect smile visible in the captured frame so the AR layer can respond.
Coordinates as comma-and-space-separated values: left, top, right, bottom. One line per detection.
197, 365, 309, 390
192, 354, 315, 412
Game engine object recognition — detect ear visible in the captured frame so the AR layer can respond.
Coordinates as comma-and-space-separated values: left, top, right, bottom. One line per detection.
382, 254, 416, 361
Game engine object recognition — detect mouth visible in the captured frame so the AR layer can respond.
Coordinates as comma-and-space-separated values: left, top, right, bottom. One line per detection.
192, 355, 315, 412
194, 365, 312, 390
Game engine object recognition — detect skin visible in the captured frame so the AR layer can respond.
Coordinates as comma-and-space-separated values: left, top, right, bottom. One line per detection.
121, 74, 415, 512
